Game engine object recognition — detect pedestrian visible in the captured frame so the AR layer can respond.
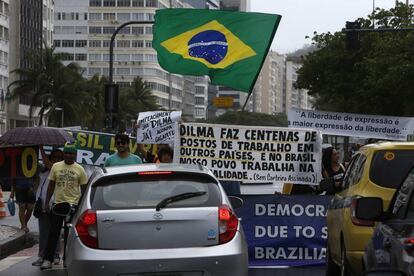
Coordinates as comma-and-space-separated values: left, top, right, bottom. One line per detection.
105, 133, 143, 167
137, 143, 169, 163
32, 148, 63, 267
10, 176, 36, 233
40, 141, 88, 270
321, 147, 346, 194
157, 146, 174, 163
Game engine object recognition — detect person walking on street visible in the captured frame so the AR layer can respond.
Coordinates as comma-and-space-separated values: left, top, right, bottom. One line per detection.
32, 148, 63, 267
157, 146, 174, 163
10, 176, 36, 233
105, 133, 142, 167
40, 142, 88, 270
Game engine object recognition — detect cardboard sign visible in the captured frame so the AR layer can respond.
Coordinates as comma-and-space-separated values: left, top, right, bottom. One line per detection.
174, 123, 322, 185
137, 111, 181, 144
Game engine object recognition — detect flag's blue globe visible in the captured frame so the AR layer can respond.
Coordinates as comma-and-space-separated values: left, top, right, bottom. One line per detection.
188, 30, 228, 64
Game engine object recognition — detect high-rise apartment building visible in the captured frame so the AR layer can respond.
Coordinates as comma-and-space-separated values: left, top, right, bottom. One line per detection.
54, 0, 190, 117
184, 0, 219, 9
7, 0, 49, 130
285, 57, 313, 112
0, 0, 8, 134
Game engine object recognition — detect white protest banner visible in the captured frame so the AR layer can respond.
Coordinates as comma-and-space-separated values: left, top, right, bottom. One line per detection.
288, 108, 414, 141
137, 111, 181, 144
174, 123, 322, 186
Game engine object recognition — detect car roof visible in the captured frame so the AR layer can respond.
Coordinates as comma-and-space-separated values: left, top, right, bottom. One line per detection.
101, 163, 213, 177
361, 141, 414, 152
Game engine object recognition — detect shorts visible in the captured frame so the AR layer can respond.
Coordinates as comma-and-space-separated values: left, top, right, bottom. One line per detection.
15, 187, 36, 204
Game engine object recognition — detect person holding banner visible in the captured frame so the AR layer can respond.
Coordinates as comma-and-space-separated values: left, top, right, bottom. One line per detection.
157, 146, 174, 163
322, 147, 346, 194
40, 142, 88, 270
105, 133, 142, 167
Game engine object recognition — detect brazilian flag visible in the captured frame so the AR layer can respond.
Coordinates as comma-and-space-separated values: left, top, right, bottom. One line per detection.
153, 9, 281, 93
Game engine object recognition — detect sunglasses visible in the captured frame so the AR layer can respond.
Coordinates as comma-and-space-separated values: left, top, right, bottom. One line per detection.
116, 140, 127, 145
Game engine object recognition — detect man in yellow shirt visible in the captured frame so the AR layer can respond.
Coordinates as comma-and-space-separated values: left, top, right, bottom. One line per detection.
40, 142, 88, 270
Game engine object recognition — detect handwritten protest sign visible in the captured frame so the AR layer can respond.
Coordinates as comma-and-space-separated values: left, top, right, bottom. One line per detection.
0, 146, 38, 179
288, 108, 414, 140
174, 123, 322, 185
137, 111, 181, 144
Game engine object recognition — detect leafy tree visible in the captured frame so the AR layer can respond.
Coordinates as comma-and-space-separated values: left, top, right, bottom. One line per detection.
117, 77, 159, 131
7, 46, 88, 126
202, 111, 288, 127
82, 75, 107, 131
296, 3, 414, 116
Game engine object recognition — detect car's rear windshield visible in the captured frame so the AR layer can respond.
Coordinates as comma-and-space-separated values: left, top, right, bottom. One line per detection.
370, 150, 414, 189
90, 173, 222, 210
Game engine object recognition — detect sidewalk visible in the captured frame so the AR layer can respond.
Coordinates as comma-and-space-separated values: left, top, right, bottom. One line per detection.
0, 191, 38, 260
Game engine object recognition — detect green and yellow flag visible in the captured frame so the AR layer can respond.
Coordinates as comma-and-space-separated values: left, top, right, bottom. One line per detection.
153, 9, 281, 93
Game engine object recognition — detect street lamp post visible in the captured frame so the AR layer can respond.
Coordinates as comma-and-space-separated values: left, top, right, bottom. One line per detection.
106, 20, 154, 132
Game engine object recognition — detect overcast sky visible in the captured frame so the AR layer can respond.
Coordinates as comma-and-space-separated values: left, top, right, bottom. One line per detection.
250, 0, 397, 54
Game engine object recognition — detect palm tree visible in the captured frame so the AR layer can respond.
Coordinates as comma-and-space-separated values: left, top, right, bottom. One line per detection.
7, 46, 88, 126
82, 75, 107, 131
118, 76, 159, 131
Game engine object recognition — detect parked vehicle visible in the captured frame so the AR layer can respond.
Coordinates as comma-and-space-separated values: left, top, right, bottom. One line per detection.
358, 166, 414, 275
323, 142, 414, 275
65, 163, 248, 276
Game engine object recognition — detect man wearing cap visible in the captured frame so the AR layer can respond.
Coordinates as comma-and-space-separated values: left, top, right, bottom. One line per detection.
40, 142, 88, 270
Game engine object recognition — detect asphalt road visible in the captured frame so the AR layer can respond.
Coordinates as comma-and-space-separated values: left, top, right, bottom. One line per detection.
0, 254, 325, 276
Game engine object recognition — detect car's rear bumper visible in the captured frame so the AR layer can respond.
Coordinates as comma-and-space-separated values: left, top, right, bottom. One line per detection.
66, 231, 248, 276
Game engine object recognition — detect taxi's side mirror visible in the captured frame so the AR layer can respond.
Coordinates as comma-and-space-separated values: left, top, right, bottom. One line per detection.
319, 178, 336, 194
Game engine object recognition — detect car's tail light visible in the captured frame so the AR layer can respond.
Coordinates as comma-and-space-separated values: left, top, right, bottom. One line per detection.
350, 198, 374, 226
219, 205, 239, 244
75, 209, 98, 249
138, 171, 172, 175
405, 238, 414, 244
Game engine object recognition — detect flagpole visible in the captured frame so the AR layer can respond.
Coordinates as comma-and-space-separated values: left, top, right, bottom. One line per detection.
241, 89, 254, 112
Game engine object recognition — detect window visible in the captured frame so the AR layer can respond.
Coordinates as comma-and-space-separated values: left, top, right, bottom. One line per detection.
117, 0, 131, 7
89, 40, 102, 48
118, 27, 130, 34
146, 0, 157, 7
59, 53, 74, 61
75, 54, 87, 61
103, 13, 116, 20
117, 40, 130, 48
91, 174, 220, 210
131, 13, 145, 21
89, 13, 102, 20
342, 154, 366, 190
53, 40, 61, 47
90, 0, 102, 6
75, 40, 87, 47
145, 26, 152, 34
103, 0, 116, 7
145, 40, 152, 48
195, 108, 205, 117
84, 13, 88, 20
370, 150, 414, 188
116, 68, 130, 75
132, 68, 143, 75
103, 40, 111, 48
195, 97, 205, 105
146, 13, 154, 21
132, 54, 144, 61
144, 54, 157, 62
62, 26, 75, 34
75, 26, 87, 34
132, 40, 143, 48
89, 26, 102, 34
116, 54, 130, 61
132, 0, 144, 7
56, 12, 61, 20
195, 86, 204, 94
103, 26, 116, 34
117, 13, 130, 22
62, 12, 66, 20
103, 54, 110, 61
88, 67, 101, 76
131, 26, 144, 35
75, 13, 79, 20
89, 54, 102, 61
62, 40, 74, 47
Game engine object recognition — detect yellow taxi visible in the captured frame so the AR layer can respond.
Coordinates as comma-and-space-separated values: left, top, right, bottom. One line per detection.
325, 142, 414, 276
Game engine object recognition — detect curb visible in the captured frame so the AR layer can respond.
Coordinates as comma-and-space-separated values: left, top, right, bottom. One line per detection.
0, 226, 35, 260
